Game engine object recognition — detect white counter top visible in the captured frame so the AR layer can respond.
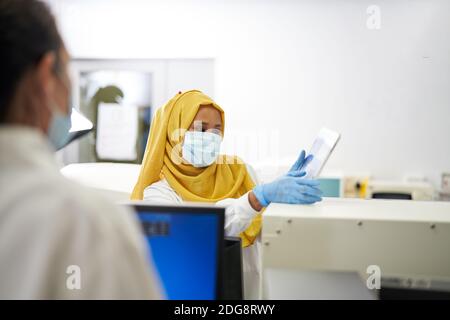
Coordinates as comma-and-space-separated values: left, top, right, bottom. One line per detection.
265, 198, 450, 223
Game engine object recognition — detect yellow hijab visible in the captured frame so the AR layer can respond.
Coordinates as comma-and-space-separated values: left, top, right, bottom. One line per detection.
131, 90, 261, 247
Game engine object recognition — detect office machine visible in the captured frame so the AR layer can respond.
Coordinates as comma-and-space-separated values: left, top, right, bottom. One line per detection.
262, 198, 450, 299
366, 180, 434, 201
127, 203, 225, 300
264, 268, 376, 300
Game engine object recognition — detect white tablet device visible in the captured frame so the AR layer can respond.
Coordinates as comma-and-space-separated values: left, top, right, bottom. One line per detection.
304, 127, 340, 179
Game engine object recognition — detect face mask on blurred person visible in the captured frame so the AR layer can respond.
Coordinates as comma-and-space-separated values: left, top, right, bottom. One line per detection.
47, 102, 71, 150
47, 71, 72, 150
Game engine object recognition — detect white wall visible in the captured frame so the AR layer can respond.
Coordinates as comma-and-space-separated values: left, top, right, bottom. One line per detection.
47, 0, 450, 186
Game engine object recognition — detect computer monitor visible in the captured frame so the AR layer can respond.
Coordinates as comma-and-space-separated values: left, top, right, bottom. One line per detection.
128, 204, 224, 300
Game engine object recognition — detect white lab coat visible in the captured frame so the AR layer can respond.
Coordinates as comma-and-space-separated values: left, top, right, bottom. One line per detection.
143, 165, 262, 300
0, 126, 162, 299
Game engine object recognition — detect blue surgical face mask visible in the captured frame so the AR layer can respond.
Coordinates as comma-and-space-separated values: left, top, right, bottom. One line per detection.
47, 103, 72, 150
47, 69, 72, 150
182, 131, 222, 168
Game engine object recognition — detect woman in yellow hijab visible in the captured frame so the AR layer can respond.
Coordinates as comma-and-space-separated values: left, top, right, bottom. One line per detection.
131, 90, 322, 299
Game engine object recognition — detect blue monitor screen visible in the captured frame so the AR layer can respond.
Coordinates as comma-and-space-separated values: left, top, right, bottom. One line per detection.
137, 210, 221, 300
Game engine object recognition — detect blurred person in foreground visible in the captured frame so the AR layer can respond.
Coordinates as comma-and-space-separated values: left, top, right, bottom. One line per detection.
0, 0, 162, 299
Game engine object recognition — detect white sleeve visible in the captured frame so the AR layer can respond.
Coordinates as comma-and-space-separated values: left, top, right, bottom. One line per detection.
143, 181, 182, 204
76, 200, 164, 300
216, 191, 259, 237
28, 194, 164, 299
216, 164, 262, 237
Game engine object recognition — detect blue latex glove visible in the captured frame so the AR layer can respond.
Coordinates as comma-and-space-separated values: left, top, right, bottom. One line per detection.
287, 149, 313, 174
252, 150, 322, 206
